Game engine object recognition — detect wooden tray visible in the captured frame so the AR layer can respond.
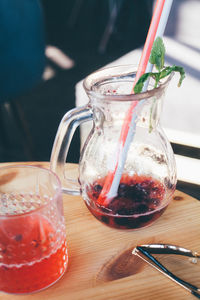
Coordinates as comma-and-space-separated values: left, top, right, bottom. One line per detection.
1, 162, 200, 300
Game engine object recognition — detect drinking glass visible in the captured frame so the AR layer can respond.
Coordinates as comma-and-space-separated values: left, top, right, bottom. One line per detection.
50, 65, 177, 230
0, 165, 68, 294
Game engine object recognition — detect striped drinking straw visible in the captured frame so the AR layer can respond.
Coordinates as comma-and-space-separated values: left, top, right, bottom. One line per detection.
97, 0, 174, 206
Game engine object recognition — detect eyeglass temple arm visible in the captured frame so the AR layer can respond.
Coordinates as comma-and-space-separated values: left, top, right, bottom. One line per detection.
132, 244, 200, 299
137, 243, 200, 258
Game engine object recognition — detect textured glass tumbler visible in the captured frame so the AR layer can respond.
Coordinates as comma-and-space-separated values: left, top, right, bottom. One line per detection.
0, 165, 68, 294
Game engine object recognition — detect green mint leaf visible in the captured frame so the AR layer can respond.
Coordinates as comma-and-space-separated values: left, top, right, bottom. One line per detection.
134, 72, 161, 93
149, 37, 165, 71
159, 66, 173, 79
173, 66, 186, 87
134, 73, 151, 93
160, 65, 186, 86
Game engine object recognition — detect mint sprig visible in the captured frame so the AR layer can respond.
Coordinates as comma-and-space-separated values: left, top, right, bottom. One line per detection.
134, 37, 185, 131
134, 37, 185, 93
149, 37, 165, 72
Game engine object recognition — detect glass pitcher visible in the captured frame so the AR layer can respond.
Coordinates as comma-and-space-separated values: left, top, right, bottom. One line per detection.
50, 65, 177, 230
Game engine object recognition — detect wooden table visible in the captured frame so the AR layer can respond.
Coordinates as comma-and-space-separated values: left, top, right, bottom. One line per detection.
0, 162, 200, 300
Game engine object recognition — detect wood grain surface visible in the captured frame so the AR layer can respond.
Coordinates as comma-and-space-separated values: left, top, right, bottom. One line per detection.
0, 162, 199, 300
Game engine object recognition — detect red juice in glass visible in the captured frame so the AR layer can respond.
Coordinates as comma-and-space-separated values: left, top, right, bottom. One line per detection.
0, 165, 68, 294
86, 174, 173, 229
0, 214, 68, 294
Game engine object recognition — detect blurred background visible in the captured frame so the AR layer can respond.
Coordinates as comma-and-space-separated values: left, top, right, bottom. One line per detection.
0, 0, 154, 163
0, 0, 199, 166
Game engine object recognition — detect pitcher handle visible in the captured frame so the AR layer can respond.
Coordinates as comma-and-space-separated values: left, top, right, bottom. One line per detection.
50, 105, 93, 195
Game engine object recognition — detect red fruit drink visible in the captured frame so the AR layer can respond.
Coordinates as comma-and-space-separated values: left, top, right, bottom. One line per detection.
86, 174, 172, 229
0, 214, 68, 294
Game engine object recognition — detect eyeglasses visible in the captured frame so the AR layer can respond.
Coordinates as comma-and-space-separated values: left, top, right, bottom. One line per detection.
132, 244, 200, 299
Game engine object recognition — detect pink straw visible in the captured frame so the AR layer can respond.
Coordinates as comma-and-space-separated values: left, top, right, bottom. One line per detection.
97, 0, 173, 205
